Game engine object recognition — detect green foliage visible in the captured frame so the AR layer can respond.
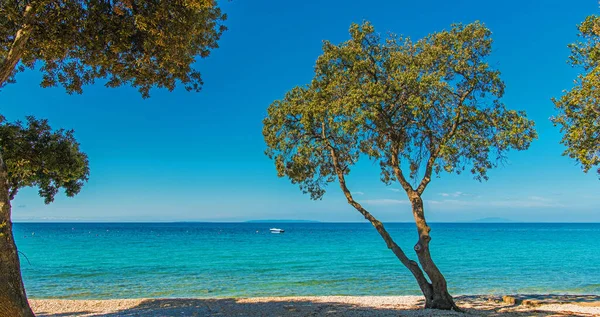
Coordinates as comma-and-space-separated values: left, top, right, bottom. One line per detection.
0, 0, 226, 97
0, 116, 89, 204
264, 21, 537, 199
552, 15, 600, 176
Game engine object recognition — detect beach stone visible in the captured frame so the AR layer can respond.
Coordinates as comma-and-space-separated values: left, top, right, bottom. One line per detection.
522, 299, 541, 307
284, 304, 298, 312
502, 295, 521, 305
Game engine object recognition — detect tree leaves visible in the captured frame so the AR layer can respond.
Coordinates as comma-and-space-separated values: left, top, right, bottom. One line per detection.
264, 21, 537, 199
552, 15, 600, 177
0, 116, 89, 204
0, 0, 226, 97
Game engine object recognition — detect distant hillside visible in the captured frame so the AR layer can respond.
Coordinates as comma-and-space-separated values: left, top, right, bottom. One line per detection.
472, 217, 513, 223
245, 220, 320, 223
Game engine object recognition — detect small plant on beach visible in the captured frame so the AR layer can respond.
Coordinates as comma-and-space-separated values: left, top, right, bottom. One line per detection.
263, 21, 536, 310
552, 14, 600, 177
0, 1, 226, 316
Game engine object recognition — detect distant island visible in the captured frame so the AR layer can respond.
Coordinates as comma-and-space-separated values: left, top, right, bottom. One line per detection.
245, 220, 320, 223
472, 217, 514, 223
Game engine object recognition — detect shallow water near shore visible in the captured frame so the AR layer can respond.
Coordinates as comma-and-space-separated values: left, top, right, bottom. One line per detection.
13, 222, 600, 299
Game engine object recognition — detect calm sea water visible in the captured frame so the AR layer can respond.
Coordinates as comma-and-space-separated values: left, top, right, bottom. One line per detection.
12, 222, 600, 299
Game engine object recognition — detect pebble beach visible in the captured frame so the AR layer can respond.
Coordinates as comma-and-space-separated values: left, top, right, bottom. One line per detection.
31, 295, 600, 317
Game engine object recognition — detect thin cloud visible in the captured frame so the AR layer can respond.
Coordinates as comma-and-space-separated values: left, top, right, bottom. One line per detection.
427, 196, 564, 209
361, 193, 564, 209
439, 191, 470, 197
528, 196, 550, 202
489, 198, 564, 208
12, 216, 84, 221
362, 199, 409, 206
354, 191, 365, 195
386, 188, 402, 192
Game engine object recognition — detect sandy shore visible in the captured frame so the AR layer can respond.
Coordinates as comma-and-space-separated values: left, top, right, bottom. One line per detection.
31, 295, 600, 317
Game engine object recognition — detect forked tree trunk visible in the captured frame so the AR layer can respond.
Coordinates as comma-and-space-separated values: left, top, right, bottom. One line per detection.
409, 193, 458, 310
325, 144, 460, 311
0, 152, 35, 317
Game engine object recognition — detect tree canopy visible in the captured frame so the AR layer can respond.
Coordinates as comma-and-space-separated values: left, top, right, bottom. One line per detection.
0, 0, 227, 97
0, 115, 89, 204
0, 2, 224, 316
263, 21, 537, 310
264, 21, 537, 200
552, 15, 600, 177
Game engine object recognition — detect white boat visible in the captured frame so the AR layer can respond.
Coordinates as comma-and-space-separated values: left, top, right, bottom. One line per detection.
270, 228, 285, 233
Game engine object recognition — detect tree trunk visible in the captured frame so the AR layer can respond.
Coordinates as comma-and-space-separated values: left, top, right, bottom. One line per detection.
346, 205, 434, 300
0, 152, 35, 317
324, 145, 437, 306
0, 4, 37, 316
409, 193, 459, 310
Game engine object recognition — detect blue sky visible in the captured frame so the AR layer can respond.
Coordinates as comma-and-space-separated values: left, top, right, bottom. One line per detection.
2, 0, 599, 222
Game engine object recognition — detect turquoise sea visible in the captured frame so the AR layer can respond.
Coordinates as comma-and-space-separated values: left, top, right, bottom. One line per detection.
13, 222, 600, 299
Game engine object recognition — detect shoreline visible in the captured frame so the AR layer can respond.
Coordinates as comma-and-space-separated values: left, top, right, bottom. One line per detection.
31, 294, 600, 316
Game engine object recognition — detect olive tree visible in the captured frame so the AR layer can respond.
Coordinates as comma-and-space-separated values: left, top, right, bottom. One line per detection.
552, 15, 599, 177
0, 116, 89, 317
0, 1, 226, 316
263, 22, 537, 310
0, 0, 226, 96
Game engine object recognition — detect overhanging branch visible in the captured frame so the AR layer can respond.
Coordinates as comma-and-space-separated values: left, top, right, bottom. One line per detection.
0, 3, 34, 87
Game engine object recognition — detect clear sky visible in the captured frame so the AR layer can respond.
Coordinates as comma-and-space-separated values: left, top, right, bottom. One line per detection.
2, 0, 599, 222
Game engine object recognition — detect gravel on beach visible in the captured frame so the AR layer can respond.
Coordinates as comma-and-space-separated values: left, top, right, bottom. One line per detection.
30, 295, 600, 317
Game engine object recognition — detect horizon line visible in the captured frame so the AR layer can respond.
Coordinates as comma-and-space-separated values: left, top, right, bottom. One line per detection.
12, 220, 600, 224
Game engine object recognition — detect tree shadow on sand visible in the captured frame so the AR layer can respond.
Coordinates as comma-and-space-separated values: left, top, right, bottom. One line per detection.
34, 295, 600, 317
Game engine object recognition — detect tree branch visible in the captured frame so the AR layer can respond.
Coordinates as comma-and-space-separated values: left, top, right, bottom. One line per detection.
8, 186, 18, 201
0, 3, 34, 87
18, 250, 31, 266
416, 106, 463, 195
390, 145, 415, 194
